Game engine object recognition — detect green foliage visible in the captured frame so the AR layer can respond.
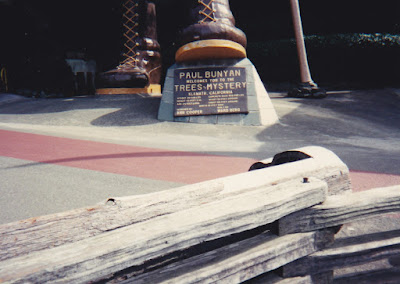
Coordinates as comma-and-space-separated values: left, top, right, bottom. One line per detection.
248, 33, 400, 56
304, 33, 400, 48
247, 33, 400, 88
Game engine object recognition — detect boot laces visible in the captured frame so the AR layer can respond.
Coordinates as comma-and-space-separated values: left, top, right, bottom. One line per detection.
118, 0, 140, 69
198, 0, 216, 23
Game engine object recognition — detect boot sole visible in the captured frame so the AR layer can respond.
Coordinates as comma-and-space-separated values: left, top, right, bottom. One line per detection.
95, 84, 162, 97
175, 39, 246, 62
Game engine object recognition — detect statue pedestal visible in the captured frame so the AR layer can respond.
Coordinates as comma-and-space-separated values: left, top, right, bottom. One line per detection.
158, 58, 279, 126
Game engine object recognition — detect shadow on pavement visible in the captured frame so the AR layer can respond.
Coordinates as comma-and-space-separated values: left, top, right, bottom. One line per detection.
6, 150, 217, 170
90, 96, 161, 126
0, 95, 162, 126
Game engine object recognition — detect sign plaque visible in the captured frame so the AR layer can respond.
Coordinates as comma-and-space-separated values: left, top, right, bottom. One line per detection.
174, 67, 248, 117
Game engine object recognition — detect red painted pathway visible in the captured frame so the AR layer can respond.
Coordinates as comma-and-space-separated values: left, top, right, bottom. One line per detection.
0, 129, 256, 184
1, 129, 399, 190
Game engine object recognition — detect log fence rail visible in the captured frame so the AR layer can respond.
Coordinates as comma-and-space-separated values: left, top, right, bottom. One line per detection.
0, 146, 399, 283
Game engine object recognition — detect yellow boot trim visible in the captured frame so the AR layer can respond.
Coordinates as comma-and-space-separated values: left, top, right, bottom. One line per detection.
96, 84, 162, 97
175, 39, 246, 62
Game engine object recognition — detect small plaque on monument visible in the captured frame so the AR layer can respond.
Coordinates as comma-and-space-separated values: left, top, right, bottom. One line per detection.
173, 67, 248, 117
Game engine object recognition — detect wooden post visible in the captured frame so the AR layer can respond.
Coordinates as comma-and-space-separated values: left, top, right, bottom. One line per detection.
290, 0, 312, 84
288, 0, 326, 98
0, 67, 8, 93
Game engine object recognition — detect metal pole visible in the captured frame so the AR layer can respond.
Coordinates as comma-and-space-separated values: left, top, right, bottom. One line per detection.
288, 0, 326, 98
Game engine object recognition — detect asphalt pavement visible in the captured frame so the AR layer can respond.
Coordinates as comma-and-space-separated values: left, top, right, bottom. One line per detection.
1, 88, 400, 225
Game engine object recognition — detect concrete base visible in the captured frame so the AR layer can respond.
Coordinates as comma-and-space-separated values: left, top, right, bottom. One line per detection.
158, 58, 279, 126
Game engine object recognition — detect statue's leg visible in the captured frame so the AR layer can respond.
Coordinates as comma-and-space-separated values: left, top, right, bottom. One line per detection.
96, 0, 162, 94
175, 0, 247, 62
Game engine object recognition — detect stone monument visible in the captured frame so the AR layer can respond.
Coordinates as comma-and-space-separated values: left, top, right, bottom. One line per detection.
158, 58, 278, 126
158, 0, 278, 126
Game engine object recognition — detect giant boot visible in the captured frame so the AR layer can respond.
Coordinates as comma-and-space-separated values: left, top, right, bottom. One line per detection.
175, 0, 247, 62
96, 0, 162, 95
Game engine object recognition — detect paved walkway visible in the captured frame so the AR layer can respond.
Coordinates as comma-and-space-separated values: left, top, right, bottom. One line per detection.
0, 89, 399, 224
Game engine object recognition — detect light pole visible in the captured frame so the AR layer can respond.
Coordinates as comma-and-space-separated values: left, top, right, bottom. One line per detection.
288, 0, 326, 98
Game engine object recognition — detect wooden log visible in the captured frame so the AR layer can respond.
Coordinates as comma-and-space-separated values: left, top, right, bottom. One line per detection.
0, 178, 327, 283
278, 185, 400, 235
0, 146, 348, 262
127, 229, 335, 284
245, 272, 313, 284
389, 255, 400, 267
334, 267, 400, 283
248, 271, 333, 284
257, 146, 351, 196
280, 228, 400, 278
